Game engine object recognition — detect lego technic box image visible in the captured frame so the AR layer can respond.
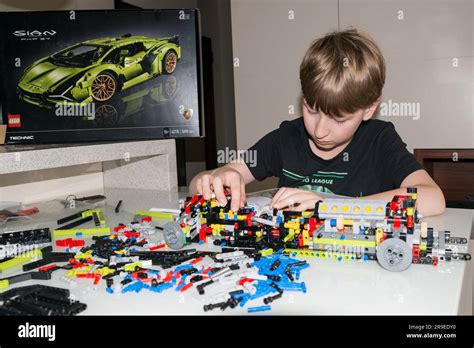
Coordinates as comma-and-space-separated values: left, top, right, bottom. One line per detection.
0, 9, 203, 144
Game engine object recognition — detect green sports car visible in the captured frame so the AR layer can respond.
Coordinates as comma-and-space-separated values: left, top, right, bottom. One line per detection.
17, 34, 181, 107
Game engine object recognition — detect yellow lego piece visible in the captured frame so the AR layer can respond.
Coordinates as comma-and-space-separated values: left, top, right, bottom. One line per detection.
134, 210, 175, 221
0, 279, 9, 289
0, 248, 43, 273
375, 228, 384, 245
53, 227, 110, 237
302, 230, 310, 246
283, 230, 295, 243
124, 263, 145, 272
259, 248, 274, 256
82, 209, 106, 225
75, 250, 93, 259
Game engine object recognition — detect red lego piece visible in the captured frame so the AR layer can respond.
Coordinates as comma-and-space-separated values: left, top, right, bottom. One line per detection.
201, 267, 212, 274
180, 283, 193, 292
149, 244, 166, 251
140, 216, 153, 223
393, 217, 401, 229
163, 271, 173, 283
412, 244, 420, 257
190, 256, 203, 265
238, 278, 254, 286
38, 264, 57, 272
93, 273, 102, 285
124, 231, 140, 239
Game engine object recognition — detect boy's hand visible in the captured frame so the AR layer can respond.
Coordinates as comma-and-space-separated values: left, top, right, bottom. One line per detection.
270, 187, 323, 211
195, 167, 246, 211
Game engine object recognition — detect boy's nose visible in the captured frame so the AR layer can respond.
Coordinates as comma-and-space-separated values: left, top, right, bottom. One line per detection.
314, 118, 330, 139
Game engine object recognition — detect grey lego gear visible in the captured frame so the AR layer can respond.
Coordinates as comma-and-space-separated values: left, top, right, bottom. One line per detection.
376, 238, 413, 272
163, 221, 185, 250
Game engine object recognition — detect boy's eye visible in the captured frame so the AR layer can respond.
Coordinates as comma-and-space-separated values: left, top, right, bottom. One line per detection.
334, 118, 347, 124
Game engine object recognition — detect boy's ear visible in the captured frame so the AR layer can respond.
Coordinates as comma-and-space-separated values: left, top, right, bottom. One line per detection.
362, 98, 381, 121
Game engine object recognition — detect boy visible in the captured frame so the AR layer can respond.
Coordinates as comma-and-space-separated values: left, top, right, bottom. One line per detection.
190, 29, 445, 216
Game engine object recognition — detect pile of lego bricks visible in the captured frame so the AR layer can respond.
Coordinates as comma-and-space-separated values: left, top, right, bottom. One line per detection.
0, 217, 310, 315
173, 194, 321, 250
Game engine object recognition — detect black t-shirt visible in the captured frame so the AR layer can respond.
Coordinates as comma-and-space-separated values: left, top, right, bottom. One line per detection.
244, 117, 423, 197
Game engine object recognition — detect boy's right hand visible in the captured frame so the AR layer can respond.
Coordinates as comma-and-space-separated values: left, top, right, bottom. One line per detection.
195, 167, 246, 211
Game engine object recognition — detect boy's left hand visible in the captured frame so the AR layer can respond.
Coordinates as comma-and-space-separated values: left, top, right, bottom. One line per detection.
270, 187, 323, 211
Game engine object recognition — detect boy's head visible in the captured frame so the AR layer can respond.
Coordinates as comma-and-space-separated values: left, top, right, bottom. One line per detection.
299, 29, 385, 151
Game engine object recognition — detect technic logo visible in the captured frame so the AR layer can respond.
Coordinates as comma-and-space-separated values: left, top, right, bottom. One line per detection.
13, 29, 57, 41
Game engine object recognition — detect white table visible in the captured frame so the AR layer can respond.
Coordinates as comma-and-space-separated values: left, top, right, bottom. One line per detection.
1, 189, 471, 315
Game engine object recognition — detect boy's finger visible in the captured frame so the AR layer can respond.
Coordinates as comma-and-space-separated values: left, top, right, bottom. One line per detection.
272, 188, 299, 208
240, 180, 246, 207
201, 175, 212, 200
196, 178, 202, 195
229, 180, 241, 211
212, 176, 226, 205
273, 192, 307, 209
270, 187, 287, 208
293, 200, 314, 212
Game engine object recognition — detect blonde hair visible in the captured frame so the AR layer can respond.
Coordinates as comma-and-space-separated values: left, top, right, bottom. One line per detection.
300, 29, 385, 117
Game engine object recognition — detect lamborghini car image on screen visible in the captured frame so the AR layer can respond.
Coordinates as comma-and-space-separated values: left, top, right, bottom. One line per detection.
0, 9, 203, 144
17, 35, 181, 107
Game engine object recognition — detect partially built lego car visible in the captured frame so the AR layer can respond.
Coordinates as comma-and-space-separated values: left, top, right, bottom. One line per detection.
163, 188, 471, 272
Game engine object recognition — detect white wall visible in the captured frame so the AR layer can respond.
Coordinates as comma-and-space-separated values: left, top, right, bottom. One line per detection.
231, 0, 474, 190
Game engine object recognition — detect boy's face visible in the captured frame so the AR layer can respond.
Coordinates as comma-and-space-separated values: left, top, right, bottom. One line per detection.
302, 99, 379, 152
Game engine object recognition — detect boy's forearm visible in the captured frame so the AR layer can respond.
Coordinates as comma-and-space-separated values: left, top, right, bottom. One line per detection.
360, 185, 446, 217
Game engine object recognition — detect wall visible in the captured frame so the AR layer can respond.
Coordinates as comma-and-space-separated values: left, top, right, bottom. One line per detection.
231, 0, 474, 191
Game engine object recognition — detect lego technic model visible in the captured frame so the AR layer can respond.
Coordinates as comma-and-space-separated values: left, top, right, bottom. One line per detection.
163, 188, 471, 272
17, 35, 180, 107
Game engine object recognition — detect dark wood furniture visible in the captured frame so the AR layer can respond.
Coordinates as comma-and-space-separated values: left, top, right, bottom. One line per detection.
414, 149, 474, 207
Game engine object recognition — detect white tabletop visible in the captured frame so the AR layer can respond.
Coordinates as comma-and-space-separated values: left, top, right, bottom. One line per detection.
1, 189, 472, 315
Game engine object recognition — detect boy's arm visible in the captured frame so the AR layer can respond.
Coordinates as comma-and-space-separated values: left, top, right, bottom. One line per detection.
360, 169, 446, 217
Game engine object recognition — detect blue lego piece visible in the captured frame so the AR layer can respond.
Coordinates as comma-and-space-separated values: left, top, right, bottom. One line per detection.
340, 234, 346, 240
106, 287, 114, 294
76, 232, 83, 237
248, 305, 271, 313
330, 219, 337, 227
175, 275, 188, 291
